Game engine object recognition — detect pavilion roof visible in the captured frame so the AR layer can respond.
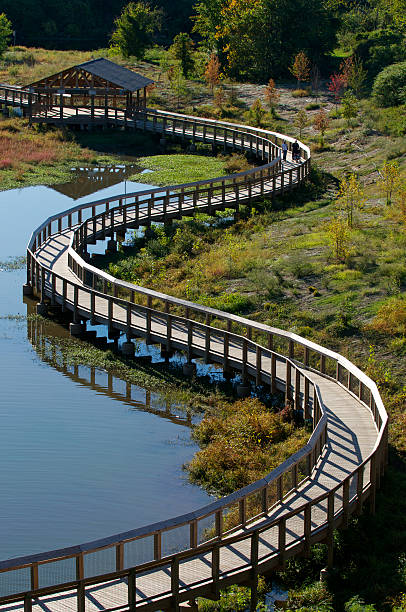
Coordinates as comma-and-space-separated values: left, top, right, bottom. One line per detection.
27, 58, 154, 92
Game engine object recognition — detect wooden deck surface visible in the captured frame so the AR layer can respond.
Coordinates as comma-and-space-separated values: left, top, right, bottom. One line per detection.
0, 108, 384, 611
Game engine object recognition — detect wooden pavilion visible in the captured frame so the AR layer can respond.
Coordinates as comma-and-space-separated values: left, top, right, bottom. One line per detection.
25, 58, 154, 123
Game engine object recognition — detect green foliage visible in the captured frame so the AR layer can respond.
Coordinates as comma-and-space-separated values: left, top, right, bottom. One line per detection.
110, 1, 161, 59
198, 292, 254, 314
198, 577, 268, 610
246, 99, 266, 127
188, 398, 307, 496
0, 13, 12, 56
344, 595, 378, 612
341, 90, 358, 124
373, 61, 406, 107
170, 32, 194, 77
354, 28, 406, 79
192, 0, 337, 80
285, 581, 333, 611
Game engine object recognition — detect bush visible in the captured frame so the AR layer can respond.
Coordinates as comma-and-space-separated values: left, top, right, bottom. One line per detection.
199, 292, 254, 314
305, 103, 320, 110
373, 61, 406, 107
368, 296, 406, 336
292, 88, 310, 98
354, 28, 406, 78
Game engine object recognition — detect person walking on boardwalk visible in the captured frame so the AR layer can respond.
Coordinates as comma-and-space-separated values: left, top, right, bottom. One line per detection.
282, 140, 288, 162
292, 139, 300, 162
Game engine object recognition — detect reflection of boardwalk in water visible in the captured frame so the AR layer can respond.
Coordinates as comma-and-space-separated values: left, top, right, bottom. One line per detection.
26, 316, 192, 428
51, 165, 143, 201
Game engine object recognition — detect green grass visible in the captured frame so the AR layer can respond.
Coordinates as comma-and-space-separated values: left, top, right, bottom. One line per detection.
129, 153, 227, 186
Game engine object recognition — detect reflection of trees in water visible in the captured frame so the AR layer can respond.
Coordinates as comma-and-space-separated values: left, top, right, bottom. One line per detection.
51, 165, 141, 200
26, 315, 192, 427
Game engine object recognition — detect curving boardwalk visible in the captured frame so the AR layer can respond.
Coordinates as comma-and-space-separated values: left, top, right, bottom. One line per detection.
0, 109, 387, 612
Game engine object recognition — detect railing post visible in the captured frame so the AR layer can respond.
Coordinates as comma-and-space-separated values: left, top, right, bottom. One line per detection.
205, 314, 211, 362
304, 378, 310, 419
30, 564, 38, 591
256, 345, 261, 386
304, 504, 311, 556
190, 520, 198, 548
116, 542, 124, 571
285, 360, 292, 402
278, 518, 286, 567
154, 532, 162, 560
171, 556, 180, 611
24, 594, 32, 612
356, 465, 364, 515
327, 491, 334, 567
77, 581, 86, 612
294, 368, 300, 410
215, 509, 223, 539
128, 567, 137, 611
212, 543, 220, 600
271, 352, 276, 394
250, 530, 259, 612
239, 497, 246, 527
342, 478, 350, 527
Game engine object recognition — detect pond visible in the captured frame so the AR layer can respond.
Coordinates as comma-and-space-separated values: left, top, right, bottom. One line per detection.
0, 167, 213, 561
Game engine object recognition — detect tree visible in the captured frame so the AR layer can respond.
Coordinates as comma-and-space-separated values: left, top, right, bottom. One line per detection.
214, 86, 226, 115
170, 32, 194, 77
340, 55, 367, 98
110, 2, 161, 59
313, 109, 329, 146
294, 109, 308, 137
0, 13, 12, 56
247, 99, 266, 127
193, 0, 337, 81
328, 72, 345, 110
167, 65, 190, 109
396, 183, 406, 229
311, 64, 321, 101
327, 214, 352, 262
377, 160, 401, 205
205, 53, 220, 93
264, 78, 280, 115
373, 61, 406, 107
289, 51, 310, 88
337, 173, 366, 227
341, 90, 358, 125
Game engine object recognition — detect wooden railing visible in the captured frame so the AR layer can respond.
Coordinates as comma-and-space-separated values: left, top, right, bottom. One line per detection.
8, 110, 387, 610
0, 84, 37, 107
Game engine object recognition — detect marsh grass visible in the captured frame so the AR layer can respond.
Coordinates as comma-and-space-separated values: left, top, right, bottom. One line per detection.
187, 397, 307, 496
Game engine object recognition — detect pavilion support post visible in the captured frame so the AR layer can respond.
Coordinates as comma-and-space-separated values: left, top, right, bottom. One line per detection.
90, 93, 95, 123
59, 93, 63, 121
28, 92, 32, 125
104, 93, 108, 121
143, 86, 147, 109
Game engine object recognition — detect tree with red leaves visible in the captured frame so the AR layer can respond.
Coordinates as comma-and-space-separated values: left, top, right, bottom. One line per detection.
328, 73, 345, 111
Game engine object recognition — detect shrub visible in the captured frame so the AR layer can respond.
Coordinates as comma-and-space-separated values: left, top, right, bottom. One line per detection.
292, 88, 310, 98
221, 153, 251, 174
188, 397, 307, 496
199, 292, 254, 314
354, 28, 406, 78
368, 296, 406, 336
305, 102, 320, 110
373, 61, 406, 107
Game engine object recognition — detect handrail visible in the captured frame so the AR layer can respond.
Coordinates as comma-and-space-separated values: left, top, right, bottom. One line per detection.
7, 108, 387, 607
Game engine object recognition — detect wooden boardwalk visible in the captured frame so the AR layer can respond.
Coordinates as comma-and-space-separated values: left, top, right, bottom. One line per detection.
0, 109, 387, 612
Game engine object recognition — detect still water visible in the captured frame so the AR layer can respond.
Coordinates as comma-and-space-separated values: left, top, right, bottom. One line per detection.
0, 168, 212, 561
